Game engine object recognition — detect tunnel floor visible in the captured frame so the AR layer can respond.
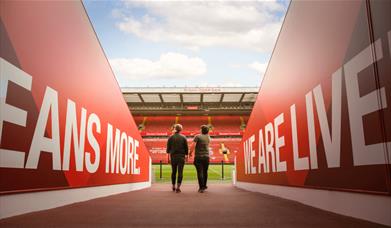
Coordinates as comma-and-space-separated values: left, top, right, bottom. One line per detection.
0, 183, 384, 227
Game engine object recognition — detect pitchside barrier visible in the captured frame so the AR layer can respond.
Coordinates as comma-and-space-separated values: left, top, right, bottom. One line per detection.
236, 0, 391, 226
0, 1, 150, 218
155, 160, 231, 180
144, 137, 240, 164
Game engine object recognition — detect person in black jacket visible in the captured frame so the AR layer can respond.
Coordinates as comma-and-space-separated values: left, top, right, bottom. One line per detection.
166, 124, 188, 193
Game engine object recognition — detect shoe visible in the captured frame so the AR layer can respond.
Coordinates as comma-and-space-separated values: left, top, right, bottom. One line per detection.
198, 188, 202, 193
199, 189, 204, 193
172, 187, 176, 192
175, 188, 181, 193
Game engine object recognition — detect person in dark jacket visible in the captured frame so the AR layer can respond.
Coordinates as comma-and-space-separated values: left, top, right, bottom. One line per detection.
166, 124, 188, 193
189, 125, 210, 193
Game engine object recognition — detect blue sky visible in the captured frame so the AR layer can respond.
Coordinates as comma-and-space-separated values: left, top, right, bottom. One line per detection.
83, 1, 289, 88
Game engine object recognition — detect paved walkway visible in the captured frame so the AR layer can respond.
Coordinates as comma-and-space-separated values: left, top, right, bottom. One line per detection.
0, 184, 385, 227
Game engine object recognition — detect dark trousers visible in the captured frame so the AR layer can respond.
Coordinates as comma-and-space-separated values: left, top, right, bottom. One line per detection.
170, 154, 185, 186
194, 157, 209, 189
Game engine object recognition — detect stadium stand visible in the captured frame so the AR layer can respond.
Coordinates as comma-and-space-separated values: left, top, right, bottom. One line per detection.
134, 115, 245, 136
123, 87, 257, 164
176, 116, 208, 133
143, 116, 175, 135
210, 116, 242, 133
133, 116, 146, 131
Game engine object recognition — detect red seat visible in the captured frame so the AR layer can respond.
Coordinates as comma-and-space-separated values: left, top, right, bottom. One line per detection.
211, 116, 242, 133
177, 116, 208, 133
143, 116, 176, 134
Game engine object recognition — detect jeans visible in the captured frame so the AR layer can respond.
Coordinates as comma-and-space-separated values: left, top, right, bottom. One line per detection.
170, 154, 185, 185
194, 156, 209, 189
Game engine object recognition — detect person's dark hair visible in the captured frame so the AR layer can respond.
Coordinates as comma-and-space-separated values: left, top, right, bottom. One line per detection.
174, 124, 183, 133
201, 125, 209, 134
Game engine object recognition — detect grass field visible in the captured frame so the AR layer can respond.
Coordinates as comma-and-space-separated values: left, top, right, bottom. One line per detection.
152, 164, 234, 183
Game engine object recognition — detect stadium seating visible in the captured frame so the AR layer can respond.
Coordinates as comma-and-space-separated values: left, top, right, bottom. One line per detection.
210, 116, 242, 133
143, 116, 176, 133
133, 116, 146, 131
177, 116, 209, 133
135, 115, 247, 136
208, 138, 241, 163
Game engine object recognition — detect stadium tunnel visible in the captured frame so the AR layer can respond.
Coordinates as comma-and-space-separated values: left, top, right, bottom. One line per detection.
0, 0, 390, 227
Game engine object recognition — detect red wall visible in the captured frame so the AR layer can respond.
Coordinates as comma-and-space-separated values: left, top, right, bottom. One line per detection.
237, 0, 391, 195
0, 1, 150, 194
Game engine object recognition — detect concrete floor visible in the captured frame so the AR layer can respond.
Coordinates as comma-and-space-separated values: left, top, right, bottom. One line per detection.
0, 184, 385, 227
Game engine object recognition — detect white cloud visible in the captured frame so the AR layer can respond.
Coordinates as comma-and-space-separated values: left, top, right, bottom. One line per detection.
197, 82, 243, 87
248, 61, 268, 75
109, 52, 207, 81
248, 61, 268, 86
227, 61, 267, 87
229, 61, 268, 75
115, 1, 288, 52
221, 82, 244, 87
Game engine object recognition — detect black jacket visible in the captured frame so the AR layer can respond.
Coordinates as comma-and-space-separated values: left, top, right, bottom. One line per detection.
166, 133, 188, 156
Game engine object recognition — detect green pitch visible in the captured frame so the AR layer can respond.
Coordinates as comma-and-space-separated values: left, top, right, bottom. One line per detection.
153, 164, 234, 183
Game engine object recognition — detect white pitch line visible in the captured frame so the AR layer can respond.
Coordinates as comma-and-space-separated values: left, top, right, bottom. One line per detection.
208, 166, 223, 176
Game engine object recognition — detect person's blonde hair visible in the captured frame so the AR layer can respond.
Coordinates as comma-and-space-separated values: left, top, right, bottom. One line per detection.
174, 124, 183, 133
